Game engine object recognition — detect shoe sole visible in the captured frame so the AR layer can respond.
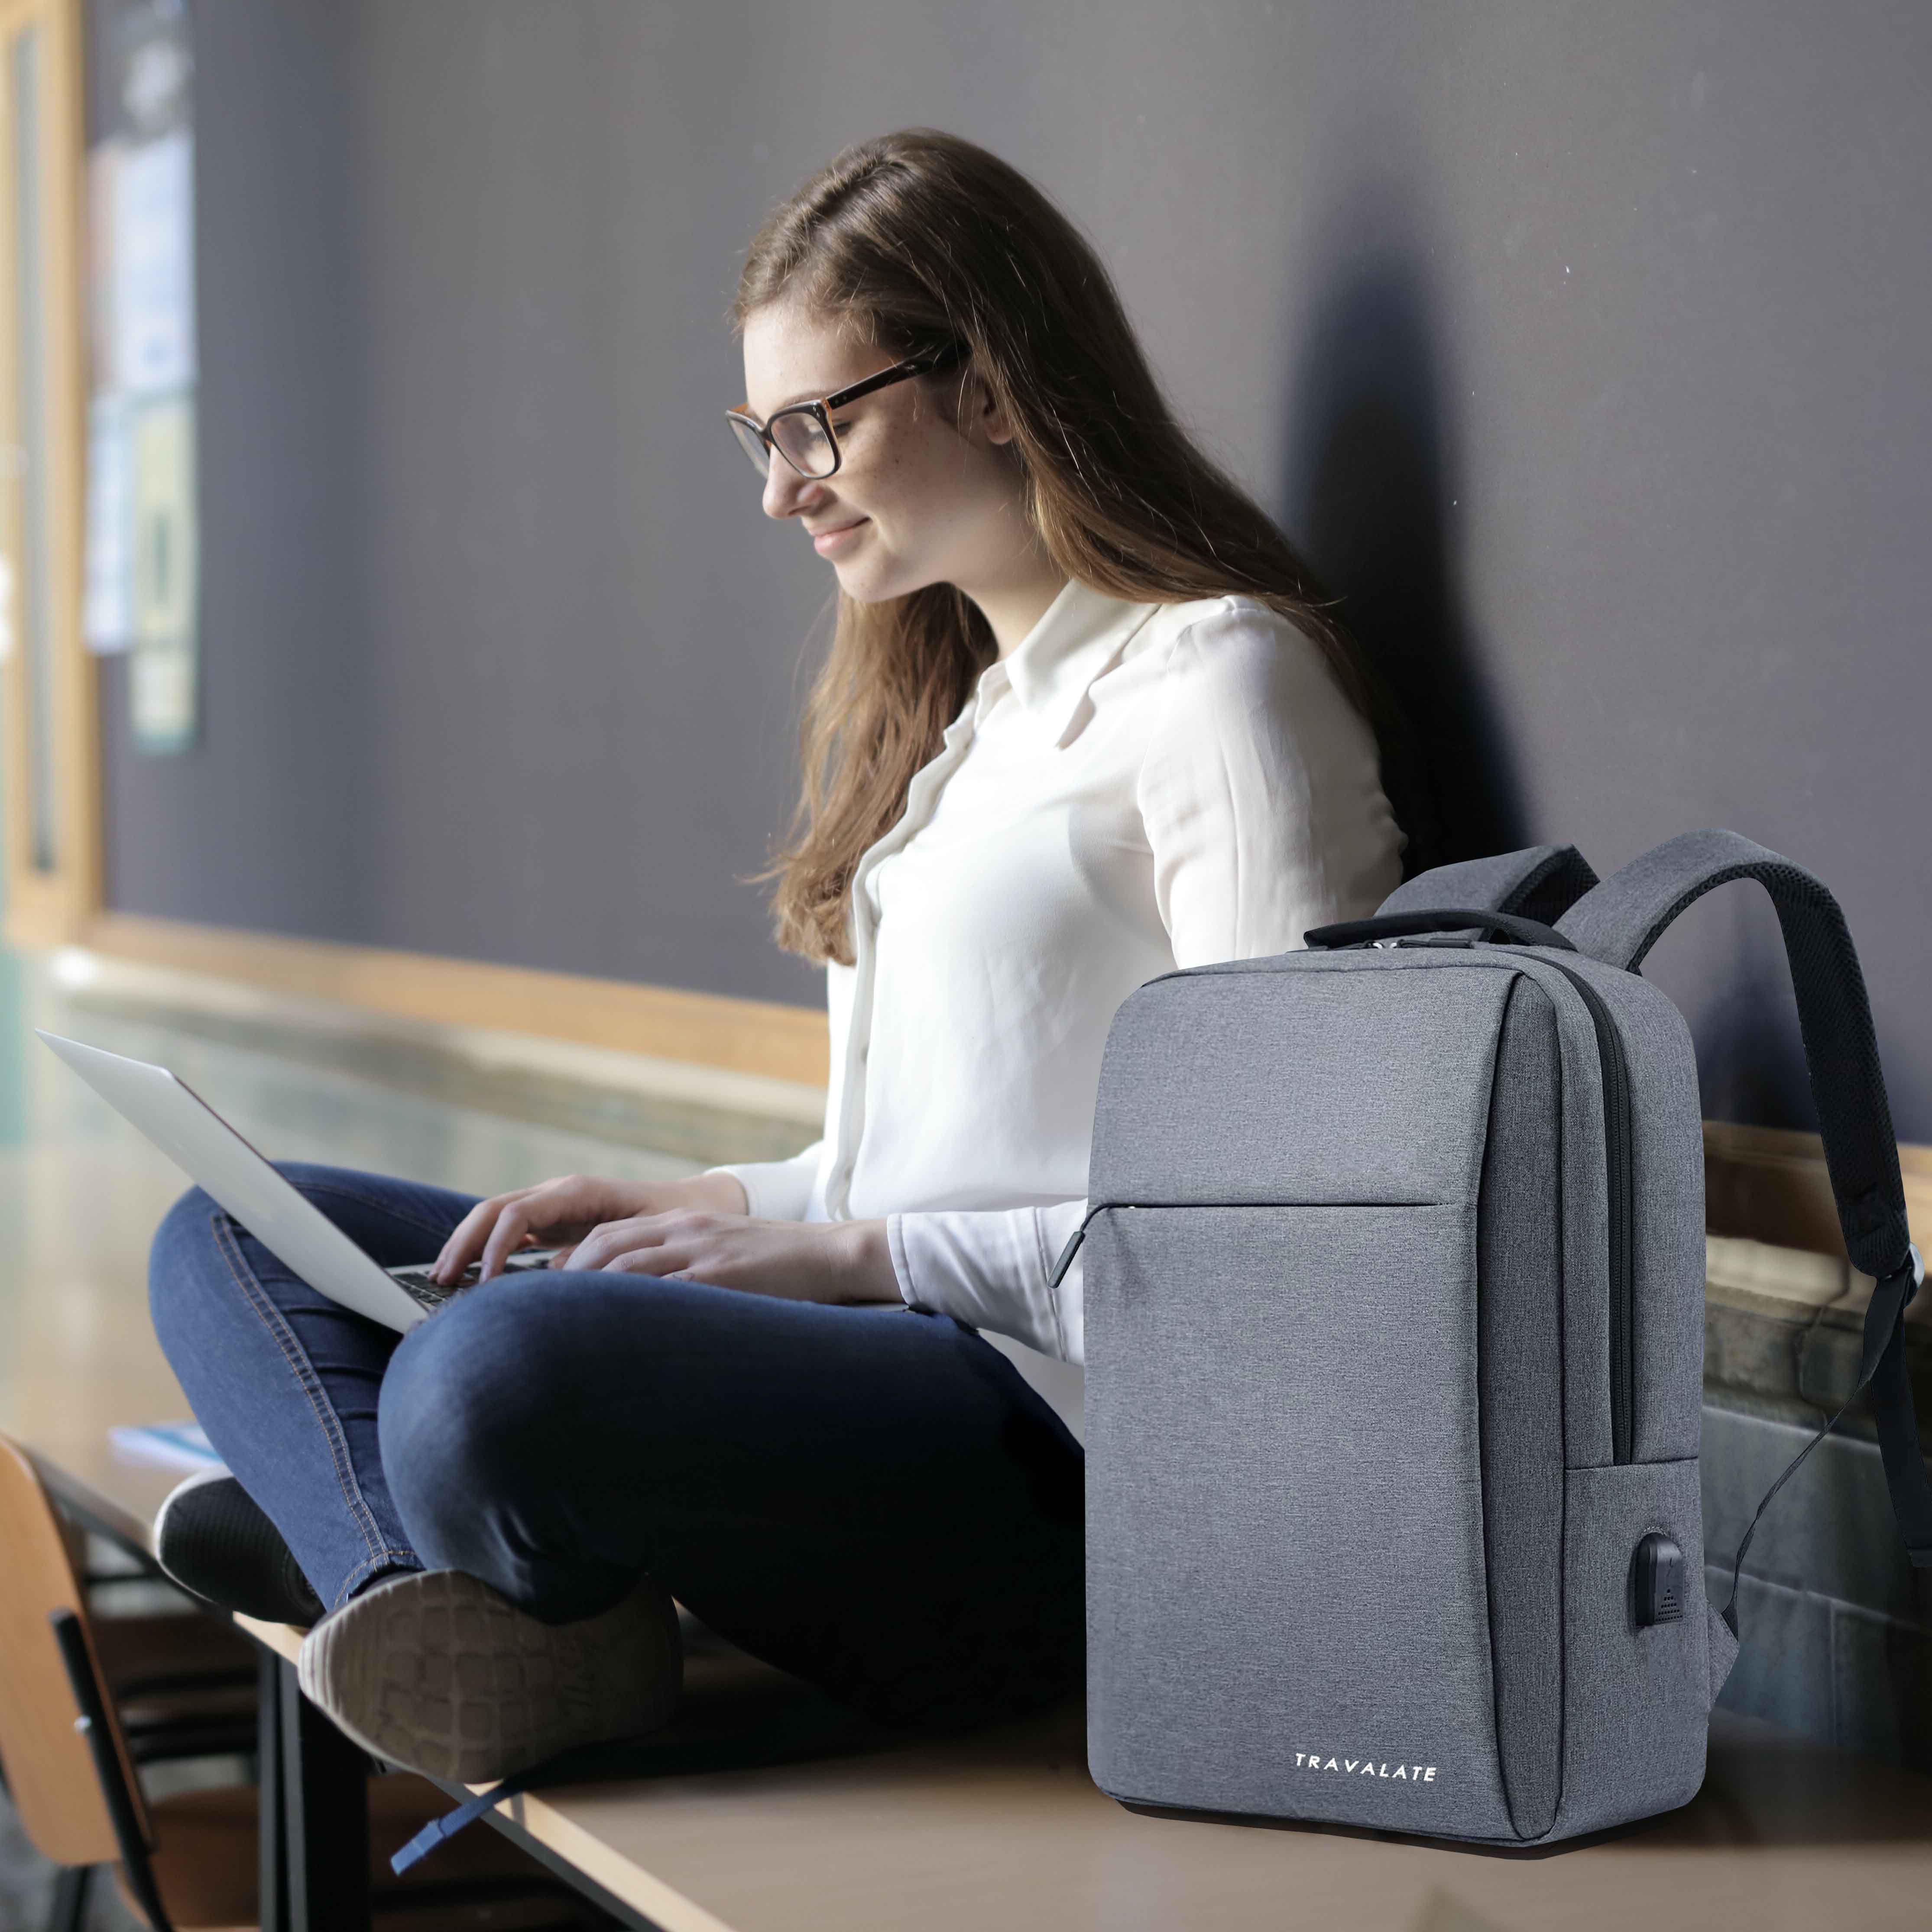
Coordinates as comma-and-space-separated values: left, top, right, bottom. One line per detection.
298, 1569, 681, 1783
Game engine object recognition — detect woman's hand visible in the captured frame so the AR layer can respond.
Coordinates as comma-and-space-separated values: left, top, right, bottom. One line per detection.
432, 1171, 901, 1306
432, 1170, 750, 1286
546, 1209, 901, 1306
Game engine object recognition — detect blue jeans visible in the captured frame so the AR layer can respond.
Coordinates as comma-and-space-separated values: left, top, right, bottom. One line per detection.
149, 1162, 1084, 1728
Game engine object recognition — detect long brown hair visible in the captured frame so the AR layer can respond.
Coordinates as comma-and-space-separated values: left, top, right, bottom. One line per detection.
733, 128, 1383, 966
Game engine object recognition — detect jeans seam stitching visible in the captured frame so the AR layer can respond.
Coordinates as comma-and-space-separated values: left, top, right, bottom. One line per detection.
210, 1211, 394, 1573
337, 1546, 420, 1609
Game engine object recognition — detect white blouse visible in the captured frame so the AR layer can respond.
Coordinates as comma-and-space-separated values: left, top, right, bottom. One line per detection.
703, 577, 1405, 1377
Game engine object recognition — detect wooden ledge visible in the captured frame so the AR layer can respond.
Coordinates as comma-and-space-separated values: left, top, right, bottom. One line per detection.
1706, 1234, 1932, 1332
71, 912, 830, 1092
1705, 1120, 1932, 1261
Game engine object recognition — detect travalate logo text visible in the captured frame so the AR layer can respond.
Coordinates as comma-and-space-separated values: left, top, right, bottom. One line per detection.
1295, 1753, 1437, 1783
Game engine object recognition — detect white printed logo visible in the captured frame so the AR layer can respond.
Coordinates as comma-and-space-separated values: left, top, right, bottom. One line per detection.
1295, 1752, 1437, 1783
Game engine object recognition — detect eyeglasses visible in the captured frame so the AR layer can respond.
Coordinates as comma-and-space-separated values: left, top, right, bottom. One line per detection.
726, 343, 968, 481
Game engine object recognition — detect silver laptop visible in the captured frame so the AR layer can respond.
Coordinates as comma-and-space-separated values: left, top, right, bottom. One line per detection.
36, 1030, 559, 1332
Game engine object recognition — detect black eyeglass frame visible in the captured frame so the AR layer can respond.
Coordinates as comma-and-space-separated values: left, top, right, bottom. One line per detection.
726, 342, 969, 480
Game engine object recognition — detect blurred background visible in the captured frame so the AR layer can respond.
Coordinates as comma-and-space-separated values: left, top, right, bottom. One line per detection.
0, 6, 1930, 1918
3, 0, 1928, 1116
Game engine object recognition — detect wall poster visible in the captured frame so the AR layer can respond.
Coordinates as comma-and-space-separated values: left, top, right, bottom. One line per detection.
81, 0, 196, 755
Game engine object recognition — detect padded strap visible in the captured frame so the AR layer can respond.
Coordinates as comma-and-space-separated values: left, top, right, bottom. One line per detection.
1558, 829, 1930, 1573
1556, 831, 1908, 1274
1718, 1246, 1929, 1628
1378, 844, 1600, 926
393, 1779, 525, 1874
1862, 1257, 1932, 1571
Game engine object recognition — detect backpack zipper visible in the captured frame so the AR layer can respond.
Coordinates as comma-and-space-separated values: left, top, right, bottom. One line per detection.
1543, 960, 1636, 1463
1085, 947, 1639, 1462
1047, 1198, 1436, 1293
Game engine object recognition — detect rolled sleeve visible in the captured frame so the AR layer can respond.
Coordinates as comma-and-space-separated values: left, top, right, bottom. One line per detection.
888, 1197, 1089, 1362
698, 1138, 824, 1223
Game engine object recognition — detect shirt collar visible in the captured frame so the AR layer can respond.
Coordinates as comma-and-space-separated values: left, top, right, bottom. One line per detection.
976, 579, 1162, 747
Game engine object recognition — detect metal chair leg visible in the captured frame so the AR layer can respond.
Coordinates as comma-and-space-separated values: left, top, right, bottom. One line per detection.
258, 1649, 287, 1932
278, 1655, 370, 1932
51, 1612, 174, 1932
46, 1865, 90, 1932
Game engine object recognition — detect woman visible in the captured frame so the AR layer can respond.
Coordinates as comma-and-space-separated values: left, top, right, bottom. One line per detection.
149, 129, 1404, 1784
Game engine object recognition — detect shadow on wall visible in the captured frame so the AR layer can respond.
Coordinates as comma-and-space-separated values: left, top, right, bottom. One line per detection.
1679, 893, 1818, 1133
1280, 234, 1524, 881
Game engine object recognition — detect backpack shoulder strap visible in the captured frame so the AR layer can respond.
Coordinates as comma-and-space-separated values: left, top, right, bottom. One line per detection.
1556, 828, 1929, 1577
1556, 830, 1907, 1269
1377, 843, 1600, 924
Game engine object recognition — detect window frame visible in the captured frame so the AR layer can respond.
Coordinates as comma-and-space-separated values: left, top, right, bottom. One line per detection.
0, 0, 96, 946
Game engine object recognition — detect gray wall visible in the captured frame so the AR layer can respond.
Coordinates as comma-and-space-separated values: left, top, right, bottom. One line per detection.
102, 1, 1932, 1138
100, 0, 372, 943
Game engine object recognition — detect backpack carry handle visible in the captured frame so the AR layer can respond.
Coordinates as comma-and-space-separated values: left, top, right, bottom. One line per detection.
1556, 828, 1929, 1574
1377, 843, 1601, 926
1306, 908, 1578, 952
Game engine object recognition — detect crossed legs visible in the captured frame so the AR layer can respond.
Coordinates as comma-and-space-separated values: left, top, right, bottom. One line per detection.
150, 1161, 1084, 1729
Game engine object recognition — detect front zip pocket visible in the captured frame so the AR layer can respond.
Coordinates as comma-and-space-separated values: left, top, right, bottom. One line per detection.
1084, 1199, 1524, 1842
1082, 950, 1638, 1460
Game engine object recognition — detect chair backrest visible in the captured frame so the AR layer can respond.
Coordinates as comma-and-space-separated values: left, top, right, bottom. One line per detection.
0, 1431, 150, 1867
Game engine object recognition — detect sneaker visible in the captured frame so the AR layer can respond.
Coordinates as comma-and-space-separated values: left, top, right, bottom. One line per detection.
154, 1467, 327, 1626
297, 1569, 682, 1783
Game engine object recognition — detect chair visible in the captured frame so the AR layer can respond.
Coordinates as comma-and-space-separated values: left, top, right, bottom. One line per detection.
21, 1498, 263, 1770
89, 1605, 259, 1766
0, 1432, 603, 1930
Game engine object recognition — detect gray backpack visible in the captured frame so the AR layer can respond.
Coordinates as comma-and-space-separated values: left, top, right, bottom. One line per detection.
1062, 830, 1927, 1845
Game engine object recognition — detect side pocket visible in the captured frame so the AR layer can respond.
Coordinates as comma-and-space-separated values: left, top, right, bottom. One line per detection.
1552, 1459, 1710, 1841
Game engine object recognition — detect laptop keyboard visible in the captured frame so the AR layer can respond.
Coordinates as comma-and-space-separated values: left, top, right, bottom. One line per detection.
386, 1248, 563, 1311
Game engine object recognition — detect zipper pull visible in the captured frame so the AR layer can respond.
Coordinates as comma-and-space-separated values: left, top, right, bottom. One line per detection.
1048, 1201, 1119, 1292
1048, 1225, 1086, 1292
